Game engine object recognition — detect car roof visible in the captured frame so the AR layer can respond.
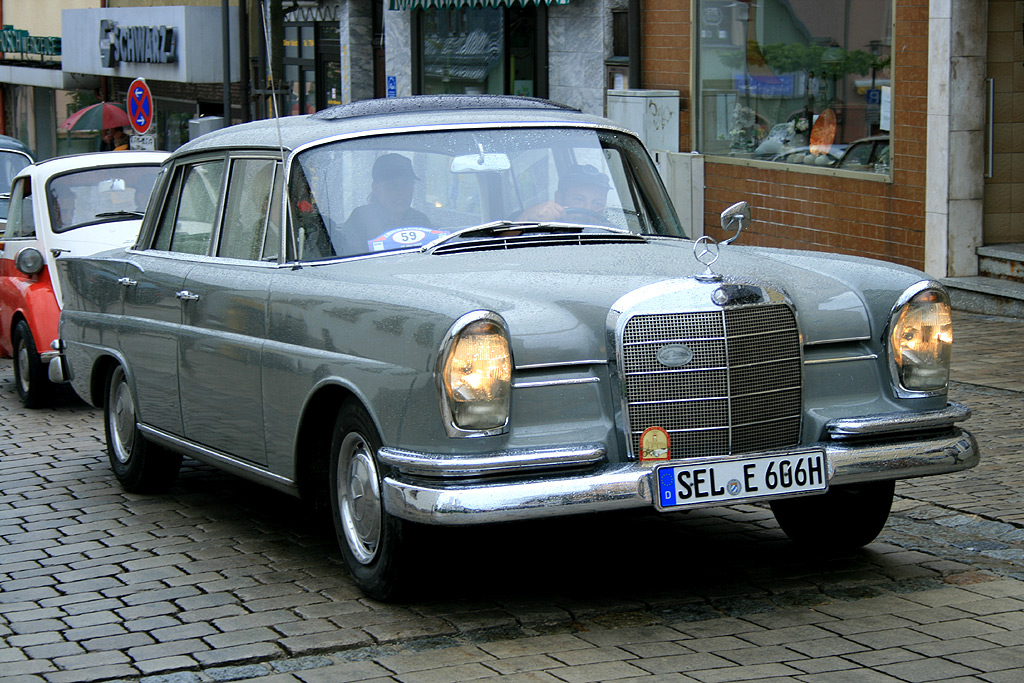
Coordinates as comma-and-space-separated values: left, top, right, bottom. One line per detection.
173, 95, 625, 157
18, 151, 170, 180
0, 134, 34, 158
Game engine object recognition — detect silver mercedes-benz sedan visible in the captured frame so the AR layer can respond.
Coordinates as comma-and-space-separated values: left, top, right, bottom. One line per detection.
55, 95, 978, 599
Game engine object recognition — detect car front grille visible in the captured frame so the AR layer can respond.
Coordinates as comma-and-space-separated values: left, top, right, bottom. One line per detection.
621, 304, 802, 459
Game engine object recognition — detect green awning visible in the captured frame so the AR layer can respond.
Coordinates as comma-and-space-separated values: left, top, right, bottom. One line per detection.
389, 0, 568, 9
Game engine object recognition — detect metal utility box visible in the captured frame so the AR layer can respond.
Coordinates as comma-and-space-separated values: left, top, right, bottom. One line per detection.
188, 116, 225, 140
606, 90, 680, 154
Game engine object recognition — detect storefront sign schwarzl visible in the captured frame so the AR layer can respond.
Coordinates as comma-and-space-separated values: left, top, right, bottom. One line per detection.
99, 20, 177, 67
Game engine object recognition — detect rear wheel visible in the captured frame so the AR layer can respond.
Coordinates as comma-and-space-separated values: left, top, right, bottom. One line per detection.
770, 480, 895, 549
12, 320, 51, 408
330, 401, 409, 600
105, 365, 181, 492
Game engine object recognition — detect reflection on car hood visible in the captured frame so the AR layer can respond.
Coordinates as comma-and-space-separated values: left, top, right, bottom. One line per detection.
332, 239, 926, 366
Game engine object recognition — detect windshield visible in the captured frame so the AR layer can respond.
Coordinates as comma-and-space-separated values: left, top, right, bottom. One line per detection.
47, 165, 162, 234
287, 127, 686, 260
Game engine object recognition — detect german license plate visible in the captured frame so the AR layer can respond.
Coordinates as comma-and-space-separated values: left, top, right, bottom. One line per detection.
654, 449, 829, 511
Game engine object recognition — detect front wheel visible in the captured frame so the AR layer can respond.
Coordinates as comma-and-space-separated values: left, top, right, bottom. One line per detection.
105, 365, 181, 492
330, 401, 409, 600
770, 480, 895, 549
12, 320, 51, 408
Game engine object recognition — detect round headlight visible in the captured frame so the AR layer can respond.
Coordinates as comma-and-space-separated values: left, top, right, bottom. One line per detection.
888, 285, 952, 396
438, 312, 512, 436
15, 247, 44, 275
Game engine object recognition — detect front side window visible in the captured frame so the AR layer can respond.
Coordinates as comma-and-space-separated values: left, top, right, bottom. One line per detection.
3, 177, 34, 239
696, 0, 892, 173
219, 158, 279, 261
287, 127, 685, 261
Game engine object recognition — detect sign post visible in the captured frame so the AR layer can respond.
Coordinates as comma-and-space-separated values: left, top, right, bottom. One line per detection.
127, 78, 156, 150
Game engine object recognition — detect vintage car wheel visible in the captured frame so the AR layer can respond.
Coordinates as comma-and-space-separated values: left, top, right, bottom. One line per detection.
770, 480, 895, 549
104, 365, 182, 492
330, 402, 408, 600
12, 320, 51, 408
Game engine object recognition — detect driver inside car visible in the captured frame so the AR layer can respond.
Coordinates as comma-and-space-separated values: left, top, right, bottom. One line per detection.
336, 153, 431, 254
517, 163, 611, 223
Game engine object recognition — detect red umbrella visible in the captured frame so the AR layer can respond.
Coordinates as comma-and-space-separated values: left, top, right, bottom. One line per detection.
58, 102, 132, 132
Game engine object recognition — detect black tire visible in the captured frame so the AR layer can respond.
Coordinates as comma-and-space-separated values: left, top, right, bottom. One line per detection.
104, 365, 181, 492
770, 480, 895, 549
330, 401, 409, 600
12, 320, 51, 408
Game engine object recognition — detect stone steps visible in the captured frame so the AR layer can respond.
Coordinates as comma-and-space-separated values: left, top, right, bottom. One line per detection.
942, 243, 1024, 318
942, 275, 1024, 318
978, 243, 1024, 283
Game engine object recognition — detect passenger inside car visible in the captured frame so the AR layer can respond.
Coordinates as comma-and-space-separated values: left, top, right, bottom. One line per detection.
517, 164, 611, 224
335, 153, 432, 253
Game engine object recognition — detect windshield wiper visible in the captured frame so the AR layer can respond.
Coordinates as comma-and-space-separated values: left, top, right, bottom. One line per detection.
424, 221, 542, 250
425, 220, 639, 251
94, 210, 145, 219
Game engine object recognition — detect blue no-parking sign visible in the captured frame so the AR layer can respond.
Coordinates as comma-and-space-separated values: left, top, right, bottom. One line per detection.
127, 78, 154, 134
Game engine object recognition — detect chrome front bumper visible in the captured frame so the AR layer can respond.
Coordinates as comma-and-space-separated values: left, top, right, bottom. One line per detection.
380, 409, 978, 526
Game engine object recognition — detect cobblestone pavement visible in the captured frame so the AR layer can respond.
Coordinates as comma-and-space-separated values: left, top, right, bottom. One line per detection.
3, 311, 1024, 683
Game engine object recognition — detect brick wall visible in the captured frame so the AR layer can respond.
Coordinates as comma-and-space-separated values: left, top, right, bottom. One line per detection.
641, 0, 691, 151
641, 0, 929, 270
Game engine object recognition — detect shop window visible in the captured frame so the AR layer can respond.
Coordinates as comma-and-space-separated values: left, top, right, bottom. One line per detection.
417, 5, 544, 98
283, 21, 340, 113
695, 0, 892, 173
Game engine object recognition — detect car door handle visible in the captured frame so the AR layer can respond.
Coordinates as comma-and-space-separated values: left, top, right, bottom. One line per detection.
117, 277, 138, 287
176, 290, 200, 301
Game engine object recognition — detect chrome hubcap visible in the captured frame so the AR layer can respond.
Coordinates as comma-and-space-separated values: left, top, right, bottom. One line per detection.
110, 378, 135, 464
15, 340, 30, 394
337, 432, 382, 565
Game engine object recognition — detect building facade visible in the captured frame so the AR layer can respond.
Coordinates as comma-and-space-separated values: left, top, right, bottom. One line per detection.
3, 0, 1019, 297
638, 0, 1006, 287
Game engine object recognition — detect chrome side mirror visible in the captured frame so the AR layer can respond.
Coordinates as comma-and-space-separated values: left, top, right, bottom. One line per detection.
719, 201, 750, 245
15, 247, 44, 275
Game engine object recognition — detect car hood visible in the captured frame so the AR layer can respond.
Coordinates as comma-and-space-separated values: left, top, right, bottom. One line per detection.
333, 238, 929, 366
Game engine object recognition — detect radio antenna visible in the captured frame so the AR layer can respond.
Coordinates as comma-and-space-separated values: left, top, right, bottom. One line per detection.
261, 0, 285, 160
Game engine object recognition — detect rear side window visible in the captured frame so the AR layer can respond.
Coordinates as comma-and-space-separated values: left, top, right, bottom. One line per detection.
151, 160, 225, 255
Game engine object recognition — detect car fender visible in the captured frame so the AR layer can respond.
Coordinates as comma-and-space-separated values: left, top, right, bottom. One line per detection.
5, 265, 61, 355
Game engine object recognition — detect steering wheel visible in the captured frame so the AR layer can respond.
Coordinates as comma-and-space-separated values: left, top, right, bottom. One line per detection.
562, 207, 608, 226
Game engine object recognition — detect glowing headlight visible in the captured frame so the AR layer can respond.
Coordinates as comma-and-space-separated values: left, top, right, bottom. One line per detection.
889, 286, 952, 394
440, 313, 511, 434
